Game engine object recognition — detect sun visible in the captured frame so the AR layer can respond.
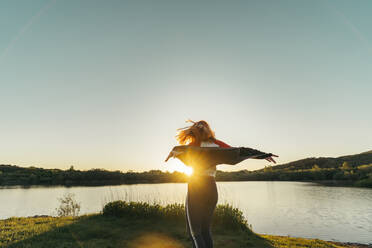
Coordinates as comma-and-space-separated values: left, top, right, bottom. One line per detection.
165, 158, 193, 176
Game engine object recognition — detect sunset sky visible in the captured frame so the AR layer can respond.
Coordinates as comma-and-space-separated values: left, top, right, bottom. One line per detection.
1, 0, 371, 173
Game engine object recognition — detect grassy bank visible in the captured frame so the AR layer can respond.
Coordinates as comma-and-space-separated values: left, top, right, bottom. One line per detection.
0, 201, 368, 248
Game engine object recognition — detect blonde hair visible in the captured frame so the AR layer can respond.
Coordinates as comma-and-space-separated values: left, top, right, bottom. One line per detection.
176, 119, 215, 146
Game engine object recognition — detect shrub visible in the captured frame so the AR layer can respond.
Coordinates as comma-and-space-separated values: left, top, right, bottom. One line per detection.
56, 193, 81, 217
354, 178, 372, 188
102, 201, 184, 221
341, 162, 352, 170
212, 204, 249, 231
102, 201, 250, 231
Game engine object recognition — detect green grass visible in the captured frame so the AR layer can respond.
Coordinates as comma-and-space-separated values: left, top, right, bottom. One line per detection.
0, 201, 356, 248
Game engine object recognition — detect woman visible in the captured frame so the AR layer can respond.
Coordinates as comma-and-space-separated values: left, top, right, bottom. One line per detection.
165, 120, 278, 248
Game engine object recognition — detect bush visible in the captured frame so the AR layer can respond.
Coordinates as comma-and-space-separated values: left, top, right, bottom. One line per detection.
102, 201, 250, 231
354, 178, 372, 188
103, 201, 184, 221
213, 204, 250, 231
56, 193, 81, 217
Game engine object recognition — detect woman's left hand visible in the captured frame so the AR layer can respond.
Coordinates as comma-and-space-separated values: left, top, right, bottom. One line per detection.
265, 154, 279, 164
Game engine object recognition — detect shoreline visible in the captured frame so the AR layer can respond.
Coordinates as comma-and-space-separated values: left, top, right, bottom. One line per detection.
0, 179, 370, 188
261, 234, 372, 248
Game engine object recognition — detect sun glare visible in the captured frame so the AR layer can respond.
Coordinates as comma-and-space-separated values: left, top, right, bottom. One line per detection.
165, 158, 193, 176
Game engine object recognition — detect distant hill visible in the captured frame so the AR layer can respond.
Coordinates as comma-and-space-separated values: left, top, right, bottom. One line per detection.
215, 150, 372, 187
360, 150, 372, 154
254, 150, 372, 172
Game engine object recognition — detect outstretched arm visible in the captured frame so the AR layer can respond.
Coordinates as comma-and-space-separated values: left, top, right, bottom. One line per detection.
165, 145, 278, 167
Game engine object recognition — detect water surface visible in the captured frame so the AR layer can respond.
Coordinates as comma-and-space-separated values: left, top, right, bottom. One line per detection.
0, 181, 371, 244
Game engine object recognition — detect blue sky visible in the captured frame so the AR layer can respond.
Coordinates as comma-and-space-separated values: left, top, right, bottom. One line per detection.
1, 0, 371, 172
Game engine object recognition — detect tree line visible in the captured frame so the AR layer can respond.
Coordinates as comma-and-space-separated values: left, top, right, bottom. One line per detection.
1, 150, 371, 187
0, 165, 188, 186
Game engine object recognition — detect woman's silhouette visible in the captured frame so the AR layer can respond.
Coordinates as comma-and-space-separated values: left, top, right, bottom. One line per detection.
165, 120, 278, 248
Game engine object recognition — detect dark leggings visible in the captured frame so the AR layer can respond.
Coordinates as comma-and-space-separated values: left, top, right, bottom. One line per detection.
185, 175, 218, 248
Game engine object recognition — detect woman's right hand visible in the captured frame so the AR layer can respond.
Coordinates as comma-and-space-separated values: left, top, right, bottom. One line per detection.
165, 148, 183, 162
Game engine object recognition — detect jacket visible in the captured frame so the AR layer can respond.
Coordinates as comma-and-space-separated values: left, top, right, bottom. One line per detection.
166, 145, 273, 171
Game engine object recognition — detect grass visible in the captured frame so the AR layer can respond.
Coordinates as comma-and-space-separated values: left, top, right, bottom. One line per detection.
0, 201, 363, 248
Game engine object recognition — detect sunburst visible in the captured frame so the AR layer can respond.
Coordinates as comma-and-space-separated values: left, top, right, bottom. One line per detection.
165, 158, 193, 176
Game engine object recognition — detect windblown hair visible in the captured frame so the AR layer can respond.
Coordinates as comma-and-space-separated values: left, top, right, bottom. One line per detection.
176, 119, 216, 146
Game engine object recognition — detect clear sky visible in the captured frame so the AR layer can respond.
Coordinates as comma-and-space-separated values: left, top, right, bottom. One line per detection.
1, 0, 371, 172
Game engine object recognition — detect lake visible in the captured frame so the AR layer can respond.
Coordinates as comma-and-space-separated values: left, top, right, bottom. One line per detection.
0, 181, 371, 244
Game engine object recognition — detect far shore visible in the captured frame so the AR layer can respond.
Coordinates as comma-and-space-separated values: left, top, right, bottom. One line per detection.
0, 178, 371, 189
